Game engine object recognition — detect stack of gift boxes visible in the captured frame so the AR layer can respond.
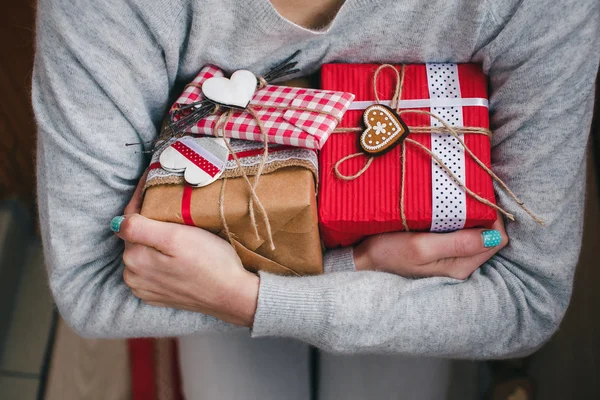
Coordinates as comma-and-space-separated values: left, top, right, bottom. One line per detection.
141, 60, 498, 276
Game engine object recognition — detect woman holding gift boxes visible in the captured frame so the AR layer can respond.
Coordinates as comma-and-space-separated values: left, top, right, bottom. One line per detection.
33, 0, 598, 399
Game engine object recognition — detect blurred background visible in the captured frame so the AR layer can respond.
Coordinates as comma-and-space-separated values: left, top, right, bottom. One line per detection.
0, 2, 598, 399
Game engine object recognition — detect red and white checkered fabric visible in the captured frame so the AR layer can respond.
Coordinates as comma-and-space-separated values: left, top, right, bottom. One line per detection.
170, 65, 355, 149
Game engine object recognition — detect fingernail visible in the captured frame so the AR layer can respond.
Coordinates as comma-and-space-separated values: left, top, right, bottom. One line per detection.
482, 230, 502, 248
110, 216, 125, 232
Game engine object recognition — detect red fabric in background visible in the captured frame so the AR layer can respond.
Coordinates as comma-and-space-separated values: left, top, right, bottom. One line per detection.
171, 340, 184, 400
128, 338, 184, 400
129, 338, 158, 400
318, 63, 496, 248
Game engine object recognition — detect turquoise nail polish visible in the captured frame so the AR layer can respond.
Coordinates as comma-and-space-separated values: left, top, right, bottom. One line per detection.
482, 230, 502, 248
110, 216, 125, 232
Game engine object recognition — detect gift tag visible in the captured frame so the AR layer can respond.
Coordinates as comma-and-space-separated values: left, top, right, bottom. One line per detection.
201, 69, 257, 109
159, 137, 230, 187
359, 104, 409, 155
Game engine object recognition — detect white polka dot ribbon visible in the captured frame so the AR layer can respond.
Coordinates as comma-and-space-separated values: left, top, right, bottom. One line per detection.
427, 63, 467, 232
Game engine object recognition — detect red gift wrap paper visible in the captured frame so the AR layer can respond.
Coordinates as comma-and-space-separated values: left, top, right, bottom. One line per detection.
318, 63, 497, 248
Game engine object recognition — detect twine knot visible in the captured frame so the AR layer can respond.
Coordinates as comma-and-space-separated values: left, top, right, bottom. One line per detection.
257, 76, 268, 90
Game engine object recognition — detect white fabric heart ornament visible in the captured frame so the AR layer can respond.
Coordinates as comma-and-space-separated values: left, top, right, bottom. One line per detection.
159, 137, 230, 187
201, 69, 257, 109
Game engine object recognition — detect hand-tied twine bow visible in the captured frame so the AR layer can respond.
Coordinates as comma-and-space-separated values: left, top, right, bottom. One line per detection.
211, 82, 346, 251
214, 104, 276, 251
332, 64, 544, 231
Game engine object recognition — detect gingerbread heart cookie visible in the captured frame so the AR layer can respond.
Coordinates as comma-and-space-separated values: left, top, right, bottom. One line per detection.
359, 104, 409, 155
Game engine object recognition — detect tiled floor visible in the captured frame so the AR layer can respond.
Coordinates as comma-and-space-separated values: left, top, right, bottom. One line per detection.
0, 205, 131, 400
0, 237, 55, 399
0, 374, 40, 399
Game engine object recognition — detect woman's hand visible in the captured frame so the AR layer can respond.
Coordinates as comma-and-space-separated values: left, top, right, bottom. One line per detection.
353, 215, 507, 280
110, 171, 259, 327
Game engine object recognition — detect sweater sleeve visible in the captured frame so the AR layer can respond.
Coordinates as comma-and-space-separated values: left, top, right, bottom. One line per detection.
251, 0, 599, 358
33, 0, 234, 337
323, 248, 356, 273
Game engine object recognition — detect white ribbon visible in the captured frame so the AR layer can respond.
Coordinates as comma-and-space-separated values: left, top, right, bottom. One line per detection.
426, 63, 467, 232
347, 97, 488, 111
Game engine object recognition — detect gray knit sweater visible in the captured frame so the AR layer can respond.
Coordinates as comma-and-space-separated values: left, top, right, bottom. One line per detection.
33, 0, 599, 358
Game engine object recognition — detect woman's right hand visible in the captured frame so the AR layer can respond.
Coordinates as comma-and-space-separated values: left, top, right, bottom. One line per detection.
353, 214, 508, 280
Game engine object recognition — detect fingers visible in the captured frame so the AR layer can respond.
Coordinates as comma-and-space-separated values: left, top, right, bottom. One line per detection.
123, 168, 149, 215
122, 245, 170, 297
490, 211, 508, 243
360, 211, 509, 279
366, 225, 506, 270
124, 267, 215, 313
429, 239, 507, 280
419, 227, 504, 262
426, 214, 509, 280
123, 272, 168, 307
426, 256, 484, 280
411, 245, 497, 280
112, 213, 192, 254
122, 242, 168, 275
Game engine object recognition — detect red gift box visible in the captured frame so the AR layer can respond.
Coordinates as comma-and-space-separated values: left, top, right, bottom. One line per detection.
318, 63, 497, 248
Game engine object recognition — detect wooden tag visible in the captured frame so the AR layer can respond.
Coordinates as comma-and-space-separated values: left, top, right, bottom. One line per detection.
202, 70, 257, 109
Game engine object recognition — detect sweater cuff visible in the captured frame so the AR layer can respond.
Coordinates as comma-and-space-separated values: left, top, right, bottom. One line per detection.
250, 272, 335, 343
323, 247, 355, 273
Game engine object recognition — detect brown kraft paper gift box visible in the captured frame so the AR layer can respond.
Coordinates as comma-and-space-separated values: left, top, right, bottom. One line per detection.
140, 138, 323, 276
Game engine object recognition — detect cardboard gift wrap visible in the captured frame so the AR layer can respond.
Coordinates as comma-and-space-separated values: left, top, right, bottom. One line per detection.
141, 139, 323, 276
319, 63, 497, 248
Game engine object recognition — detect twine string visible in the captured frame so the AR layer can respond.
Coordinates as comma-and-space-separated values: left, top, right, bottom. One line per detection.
334, 126, 492, 137
398, 109, 544, 225
245, 106, 271, 244
400, 142, 409, 231
246, 106, 270, 184
257, 76, 268, 89
214, 110, 261, 241
373, 64, 403, 108
333, 154, 373, 180
404, 138, 515, 221
171, 75, 349, 250
213, 109, 276, 251
333, 64, 544, 227
218, 178, 233, 243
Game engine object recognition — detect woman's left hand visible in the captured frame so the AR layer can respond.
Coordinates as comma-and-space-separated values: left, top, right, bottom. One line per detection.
111, 170, 260, 327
